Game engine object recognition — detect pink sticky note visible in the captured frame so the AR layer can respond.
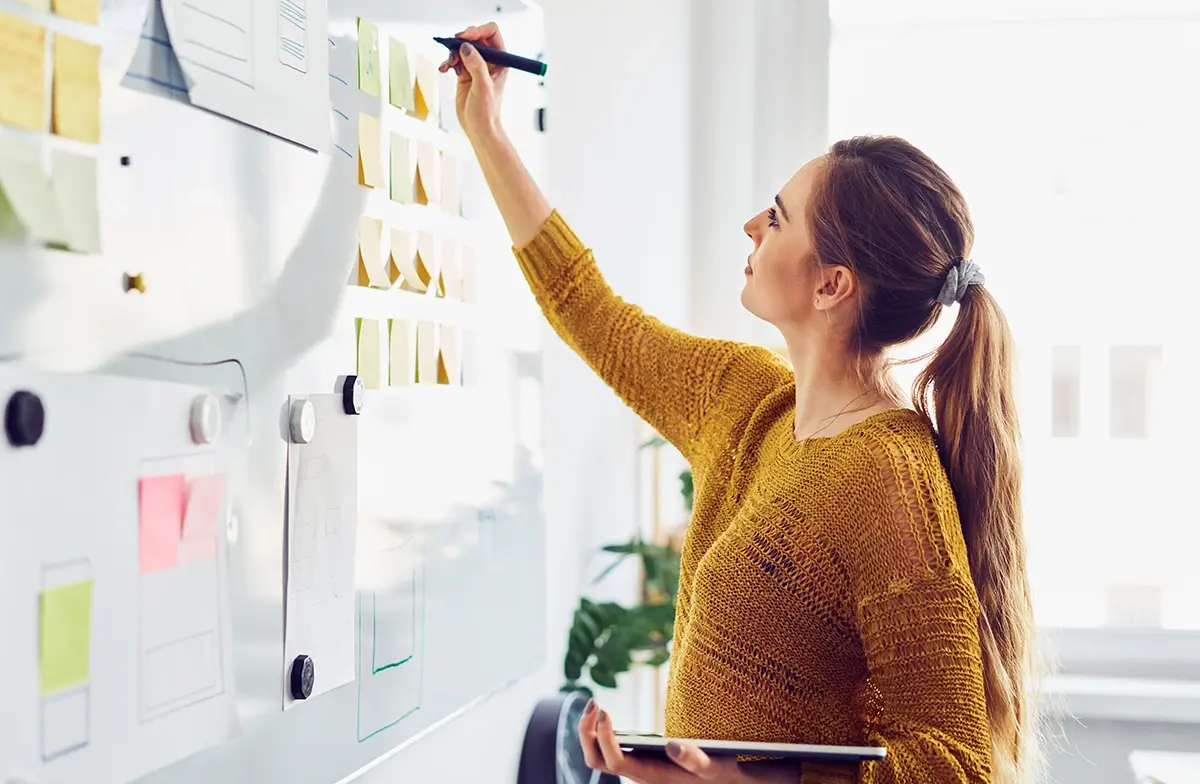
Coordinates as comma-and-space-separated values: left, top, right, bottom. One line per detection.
138, 475, 185, 573
179, 474, 226, 564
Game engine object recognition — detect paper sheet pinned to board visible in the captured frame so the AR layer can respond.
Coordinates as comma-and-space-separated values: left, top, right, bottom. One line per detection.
284, 395, 358, 708
122, 0, 332, 151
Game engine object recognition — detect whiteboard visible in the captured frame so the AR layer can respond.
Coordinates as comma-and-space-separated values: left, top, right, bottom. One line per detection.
0, 0, 548, 780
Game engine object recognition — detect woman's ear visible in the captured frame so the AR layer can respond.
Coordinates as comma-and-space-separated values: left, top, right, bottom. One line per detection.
813, 266, 856, 310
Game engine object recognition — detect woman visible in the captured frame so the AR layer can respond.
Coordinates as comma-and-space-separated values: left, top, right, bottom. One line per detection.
443, 24, 1040, 784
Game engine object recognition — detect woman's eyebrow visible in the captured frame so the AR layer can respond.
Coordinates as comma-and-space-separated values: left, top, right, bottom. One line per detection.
774, 194, 791, 222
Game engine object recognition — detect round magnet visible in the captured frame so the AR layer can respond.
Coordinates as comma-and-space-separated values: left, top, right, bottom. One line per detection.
342, 375, 364, 415
289, 399, 316, 444
4, 390, 45, 448
290, 654, 315, 700
190, 393, 222, 444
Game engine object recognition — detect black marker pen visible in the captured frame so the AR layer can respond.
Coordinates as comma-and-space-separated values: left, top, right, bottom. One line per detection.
433, 36, 547, 77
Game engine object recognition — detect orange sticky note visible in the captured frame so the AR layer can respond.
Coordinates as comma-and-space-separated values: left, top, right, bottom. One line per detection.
0, 13, 47, 131
53, 33, 101, 143
179, 474, 226, 564
139, 475, 184, 573
53, 0, 99, 25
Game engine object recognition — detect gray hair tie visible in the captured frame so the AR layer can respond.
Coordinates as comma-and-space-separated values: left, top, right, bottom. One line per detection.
936, 259, 985, 306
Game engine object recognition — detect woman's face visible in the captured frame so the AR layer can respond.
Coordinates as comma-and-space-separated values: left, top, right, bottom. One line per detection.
741, 156, 855, 332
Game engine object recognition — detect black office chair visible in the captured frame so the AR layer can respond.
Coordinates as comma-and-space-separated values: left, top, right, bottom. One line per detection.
516, 692, 621, 784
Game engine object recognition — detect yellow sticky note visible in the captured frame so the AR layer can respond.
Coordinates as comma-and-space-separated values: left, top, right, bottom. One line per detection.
462, 247, 477, 305
440, 151, 461, 217
415, 141, 438, 206
412, 56, 437, 122
357, 112, 383, 188
388, 38, 414, 112
440, 239, 462, 300
356, 318, 381, 389
388, 319, 412, 386
356, 216, 389, 288
416, 320, 437, 384
0, 13, 47, 132
357, 18, 380, 97
53, 0, 99, 25
389, 133, 412, 203
53, 34, 101, 143
438, 325, 461, 386
40, 580, 93, 696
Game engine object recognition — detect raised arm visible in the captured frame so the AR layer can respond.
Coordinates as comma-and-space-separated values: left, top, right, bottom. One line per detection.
446, 25, 788, 458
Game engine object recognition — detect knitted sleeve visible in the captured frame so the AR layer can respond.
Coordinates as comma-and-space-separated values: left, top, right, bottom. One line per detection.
836, 435, 994, 784
513, 210, 786, 461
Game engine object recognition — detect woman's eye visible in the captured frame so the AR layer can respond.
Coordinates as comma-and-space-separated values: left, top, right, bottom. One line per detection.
767, 208, 779, 228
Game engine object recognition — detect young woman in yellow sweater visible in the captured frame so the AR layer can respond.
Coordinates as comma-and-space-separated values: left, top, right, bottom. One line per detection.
444, 24, 1040, 784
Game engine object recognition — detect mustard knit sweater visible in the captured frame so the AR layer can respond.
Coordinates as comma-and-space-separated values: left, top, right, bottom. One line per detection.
514, 212, 993, 784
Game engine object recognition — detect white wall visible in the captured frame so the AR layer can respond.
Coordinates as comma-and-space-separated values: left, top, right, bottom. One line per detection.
360, 1, 695, 780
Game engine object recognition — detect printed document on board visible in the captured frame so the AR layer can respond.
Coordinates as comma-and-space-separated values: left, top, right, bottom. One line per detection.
123, 0, 331, 151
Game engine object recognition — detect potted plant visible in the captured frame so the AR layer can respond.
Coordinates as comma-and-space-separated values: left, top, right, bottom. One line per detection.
561, 454, 692, 696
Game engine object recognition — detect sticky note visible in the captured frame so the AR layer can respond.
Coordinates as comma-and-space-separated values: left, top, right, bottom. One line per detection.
356, 216, 389, 287
179, 474, 225, 564
388, 37, 415, 112
53, 0, 99, 25
388, 319, 412, 386
415, 231, 437, 292
414, 141, 438, 205
462, 247, 477, 305
438, 239, 460, 300
0, 137, 63, 243
53, 34, 101, 143
357, 112, 383, 188
50, 150, 100, 253
356, 318, 381, 389
0, 13, 47, 131
387, 228, 411, 286
39, 580, 93, 696
416, 320, 437, 384
139, 474, 185, 574
438, 325, 461, 385
389, 133, 412, 203
357, 18, 381, 97
412, 56, 437, 121
440, 151, 461, 217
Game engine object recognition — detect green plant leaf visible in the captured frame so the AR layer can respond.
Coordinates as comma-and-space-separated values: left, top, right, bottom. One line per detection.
589, 663, 618, 689
639, 436, 667, 450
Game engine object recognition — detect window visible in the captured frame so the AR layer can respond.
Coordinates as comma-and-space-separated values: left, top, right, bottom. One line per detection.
1109, 345, 1161, 439
830, 2, 1199, 637
1050, 346, 1081, 438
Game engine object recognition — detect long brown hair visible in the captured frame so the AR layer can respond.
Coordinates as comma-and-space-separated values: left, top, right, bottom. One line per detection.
808, 136, 1041, 782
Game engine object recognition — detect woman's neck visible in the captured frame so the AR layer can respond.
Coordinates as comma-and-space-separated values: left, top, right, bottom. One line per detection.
785, 333, 889, 441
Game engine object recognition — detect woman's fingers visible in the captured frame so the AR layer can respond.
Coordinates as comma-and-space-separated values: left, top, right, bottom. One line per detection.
456, 22, 505, 52
578, 700, 606, 772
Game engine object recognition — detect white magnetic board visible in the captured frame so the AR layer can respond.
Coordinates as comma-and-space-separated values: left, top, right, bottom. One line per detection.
0, 0, 548, 781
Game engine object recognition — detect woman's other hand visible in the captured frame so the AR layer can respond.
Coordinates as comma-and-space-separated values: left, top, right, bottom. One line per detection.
578, 699, 743, 783
438, 22, 507, 143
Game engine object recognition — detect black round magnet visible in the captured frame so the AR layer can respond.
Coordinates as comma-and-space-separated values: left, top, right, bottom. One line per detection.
341, 375, 363, 415
5, 390, 45, 447
290, 654, 314, 700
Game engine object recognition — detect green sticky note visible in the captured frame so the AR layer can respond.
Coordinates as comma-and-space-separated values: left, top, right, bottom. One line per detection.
357, 18, 381, 97
39, 580, 93, 696
388, 37, 415, 112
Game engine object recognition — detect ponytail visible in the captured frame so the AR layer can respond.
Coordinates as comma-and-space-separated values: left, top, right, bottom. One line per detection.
913, 287, 1042, 782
